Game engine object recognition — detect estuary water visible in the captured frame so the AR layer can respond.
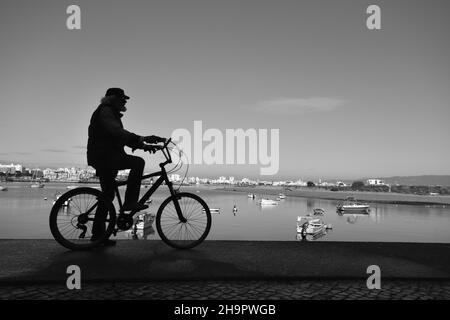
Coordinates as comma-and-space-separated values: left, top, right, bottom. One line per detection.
1, 183, 449, 243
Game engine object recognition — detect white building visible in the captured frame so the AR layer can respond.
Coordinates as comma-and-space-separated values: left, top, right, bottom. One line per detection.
239, 178, 257, 185
366, 179, 385, 186
336, 181, 347, 187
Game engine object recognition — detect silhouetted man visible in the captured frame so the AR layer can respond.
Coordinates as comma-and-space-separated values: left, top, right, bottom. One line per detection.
87, 88, 165, 245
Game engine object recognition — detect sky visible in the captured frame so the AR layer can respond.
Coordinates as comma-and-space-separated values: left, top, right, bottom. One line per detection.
1, 0, 449, 180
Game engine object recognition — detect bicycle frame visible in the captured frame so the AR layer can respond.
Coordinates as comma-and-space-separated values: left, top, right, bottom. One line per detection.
113, 138, 186, 222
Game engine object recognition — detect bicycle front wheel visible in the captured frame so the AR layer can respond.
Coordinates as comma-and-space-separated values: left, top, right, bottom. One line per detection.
156, 192, 211, 249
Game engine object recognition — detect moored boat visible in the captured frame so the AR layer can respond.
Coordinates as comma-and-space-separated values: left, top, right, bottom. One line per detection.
133, 213, 155, 230
337, 197, 370, 212
30, 182, 45, 188
313, 208, 326, 215
296, 216, 331, 235
259, 198, 278, 206
203, 208, 220, 214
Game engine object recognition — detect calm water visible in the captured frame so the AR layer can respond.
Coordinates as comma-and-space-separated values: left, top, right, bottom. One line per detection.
1, 183, 450, 243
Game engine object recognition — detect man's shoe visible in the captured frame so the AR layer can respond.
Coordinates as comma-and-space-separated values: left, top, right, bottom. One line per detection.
122, 202, 149, 212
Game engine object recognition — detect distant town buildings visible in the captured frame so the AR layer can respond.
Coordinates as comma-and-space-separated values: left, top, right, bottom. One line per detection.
0, 163, 97, 181
0, 163, 23, 174
1, 162, 360, 188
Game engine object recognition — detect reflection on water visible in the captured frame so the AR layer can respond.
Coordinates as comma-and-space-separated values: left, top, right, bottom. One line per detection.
126, 225, 156, 240
296, 229, 329, 242
1, 183, 450, 242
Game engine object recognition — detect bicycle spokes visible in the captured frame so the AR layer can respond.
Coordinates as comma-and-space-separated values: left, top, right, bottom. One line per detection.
157, 194, 211, 248
54, 193, 112, 242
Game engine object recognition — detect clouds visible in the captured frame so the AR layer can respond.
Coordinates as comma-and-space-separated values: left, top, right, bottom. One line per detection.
258, 97, 346, 114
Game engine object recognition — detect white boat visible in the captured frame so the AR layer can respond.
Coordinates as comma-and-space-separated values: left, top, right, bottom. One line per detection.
339, 203, 370, 211
30, 182, 44, 188
278, 193, 286, 199
0, 186, 8, 191
203, 208, 220, 214
259, 198, 278, 206
66, 185, 79, 189
247, 194, 256, 199
297, 216, 332, 235
337, 197, 370, 212
30, 170, 44, 188
133, 213, 155, 230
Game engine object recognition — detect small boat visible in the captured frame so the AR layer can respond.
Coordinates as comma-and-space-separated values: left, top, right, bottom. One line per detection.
259, 198, 278, 206
145, 199, 152, 205
247, 194, 255, 199
66, 185, 79, 189
30, 182, 45, 188
204, 208, 220, 214
297, 216, 329, 235
133, 213, 155, 230
278, 193, 286, 199
337, 197, 370, 212
0, 186, 8, 191
313, 208, 326, 215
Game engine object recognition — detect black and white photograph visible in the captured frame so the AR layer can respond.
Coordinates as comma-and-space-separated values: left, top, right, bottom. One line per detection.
0, 0, 449, 313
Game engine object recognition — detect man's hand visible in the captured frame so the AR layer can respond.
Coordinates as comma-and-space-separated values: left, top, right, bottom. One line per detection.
142, 135, 166, 144
142, 144, 161, 154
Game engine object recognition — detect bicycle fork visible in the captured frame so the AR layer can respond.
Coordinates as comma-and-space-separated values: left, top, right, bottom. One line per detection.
166, 180, 187, 223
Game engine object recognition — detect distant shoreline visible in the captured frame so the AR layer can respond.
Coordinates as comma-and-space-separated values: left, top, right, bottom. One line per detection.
3, 181, 450, 206
215, 186, 450, 206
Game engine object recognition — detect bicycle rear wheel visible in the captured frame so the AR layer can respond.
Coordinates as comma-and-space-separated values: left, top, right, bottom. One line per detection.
49, 187, 116, 250
156, 192, 211, 249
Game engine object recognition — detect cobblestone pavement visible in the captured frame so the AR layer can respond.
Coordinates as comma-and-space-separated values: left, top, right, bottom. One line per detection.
1, 280, 449, 300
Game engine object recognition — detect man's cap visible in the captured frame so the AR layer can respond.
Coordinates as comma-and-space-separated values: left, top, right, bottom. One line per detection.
105, 88, 130, 100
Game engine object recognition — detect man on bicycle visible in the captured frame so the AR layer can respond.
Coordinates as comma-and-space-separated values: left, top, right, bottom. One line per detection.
87, 87, 165, 244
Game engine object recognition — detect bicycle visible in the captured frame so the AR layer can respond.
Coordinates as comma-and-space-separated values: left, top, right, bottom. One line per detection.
49, 138, 212, 250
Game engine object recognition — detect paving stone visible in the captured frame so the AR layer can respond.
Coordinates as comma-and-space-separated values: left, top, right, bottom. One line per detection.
1, 280, 449, 300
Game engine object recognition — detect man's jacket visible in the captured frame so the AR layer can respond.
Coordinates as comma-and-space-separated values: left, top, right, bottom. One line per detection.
87, 104, 141, 169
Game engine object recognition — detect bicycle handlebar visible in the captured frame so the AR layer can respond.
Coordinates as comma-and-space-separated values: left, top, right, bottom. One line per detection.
142, 138, 173, 166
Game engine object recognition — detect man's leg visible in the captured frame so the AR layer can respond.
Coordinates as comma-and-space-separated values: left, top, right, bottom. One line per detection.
117, 155, 145, 209
92, 167, 117, 239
